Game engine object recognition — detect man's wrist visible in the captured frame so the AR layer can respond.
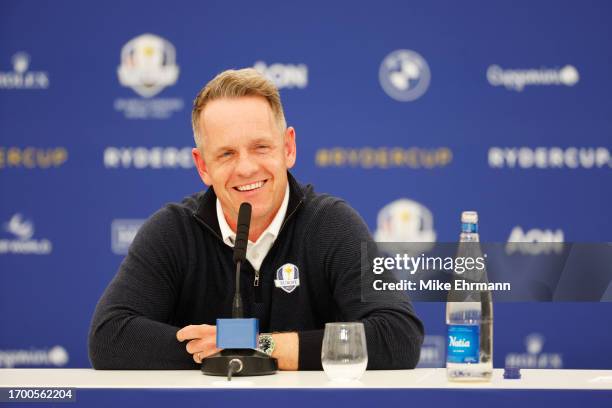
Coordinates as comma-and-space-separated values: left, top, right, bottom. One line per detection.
270, 332, 299, 371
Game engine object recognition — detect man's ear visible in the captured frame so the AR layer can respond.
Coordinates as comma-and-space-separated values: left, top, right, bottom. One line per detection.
192, 147, 212, 185
284, 127, 297, 169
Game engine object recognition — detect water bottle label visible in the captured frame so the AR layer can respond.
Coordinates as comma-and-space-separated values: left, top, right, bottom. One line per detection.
461, 223, 478, 233
447, 325, 479, 363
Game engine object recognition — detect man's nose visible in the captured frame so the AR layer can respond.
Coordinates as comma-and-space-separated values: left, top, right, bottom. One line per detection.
234, 153, 258, 177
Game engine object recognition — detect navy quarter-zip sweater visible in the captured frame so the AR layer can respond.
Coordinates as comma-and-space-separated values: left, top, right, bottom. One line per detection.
89, 173, 424, 370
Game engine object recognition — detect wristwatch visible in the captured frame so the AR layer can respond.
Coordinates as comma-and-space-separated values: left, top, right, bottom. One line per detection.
258, 333, 275, 356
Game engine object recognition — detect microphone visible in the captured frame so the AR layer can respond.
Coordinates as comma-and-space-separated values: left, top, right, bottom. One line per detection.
233, 202, 251, 263
232, 202, 251, 318
201, 202, 278, 379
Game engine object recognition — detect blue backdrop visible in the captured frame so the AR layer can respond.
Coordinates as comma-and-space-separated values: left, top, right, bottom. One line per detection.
1, 0, 611, 370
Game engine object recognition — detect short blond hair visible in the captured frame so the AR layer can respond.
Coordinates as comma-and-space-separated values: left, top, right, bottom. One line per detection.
191, 68, 287, 149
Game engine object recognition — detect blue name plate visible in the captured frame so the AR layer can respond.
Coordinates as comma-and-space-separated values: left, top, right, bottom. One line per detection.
216, 318, 259, 349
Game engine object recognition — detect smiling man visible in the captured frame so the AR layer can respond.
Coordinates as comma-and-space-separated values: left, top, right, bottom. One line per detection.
89, 68, 424, 370
192, 93, 295, 244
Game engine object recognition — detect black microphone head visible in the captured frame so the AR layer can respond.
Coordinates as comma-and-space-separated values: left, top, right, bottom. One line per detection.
236, 202, 252, 230
233, 202, 252, 263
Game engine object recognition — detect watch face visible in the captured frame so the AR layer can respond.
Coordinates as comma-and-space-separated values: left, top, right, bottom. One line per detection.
259, 335, 274, 355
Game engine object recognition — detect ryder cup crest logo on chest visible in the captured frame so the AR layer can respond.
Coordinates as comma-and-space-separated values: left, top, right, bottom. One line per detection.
275, 263, 300, 293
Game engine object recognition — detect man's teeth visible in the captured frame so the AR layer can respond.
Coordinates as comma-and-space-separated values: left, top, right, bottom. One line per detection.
236, 181, 264, 191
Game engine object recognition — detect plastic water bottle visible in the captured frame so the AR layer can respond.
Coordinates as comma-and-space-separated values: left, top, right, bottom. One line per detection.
446, 211, 493, 381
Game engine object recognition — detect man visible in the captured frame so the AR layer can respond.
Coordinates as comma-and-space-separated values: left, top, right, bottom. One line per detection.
89, 68, 423, 370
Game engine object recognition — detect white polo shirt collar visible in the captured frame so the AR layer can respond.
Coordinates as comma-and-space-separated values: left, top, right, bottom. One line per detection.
216, 182, 290, 271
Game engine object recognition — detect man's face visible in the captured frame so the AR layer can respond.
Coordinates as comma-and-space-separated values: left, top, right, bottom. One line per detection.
192, 96, 296, 229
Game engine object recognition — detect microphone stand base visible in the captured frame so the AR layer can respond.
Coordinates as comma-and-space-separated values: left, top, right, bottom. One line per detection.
201, 349, 278, 377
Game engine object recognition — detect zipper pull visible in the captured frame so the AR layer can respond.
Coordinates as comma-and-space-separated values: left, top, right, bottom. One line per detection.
254, 270, 260, 287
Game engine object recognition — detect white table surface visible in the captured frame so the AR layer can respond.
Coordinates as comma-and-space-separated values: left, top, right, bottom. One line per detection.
1, 369, 612, 390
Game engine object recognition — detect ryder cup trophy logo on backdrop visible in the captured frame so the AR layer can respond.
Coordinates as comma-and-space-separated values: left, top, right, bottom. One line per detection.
374, 199, 436, 254
114, 33, 183, 119
117, 33, 179, 98
379, 49, 431, 102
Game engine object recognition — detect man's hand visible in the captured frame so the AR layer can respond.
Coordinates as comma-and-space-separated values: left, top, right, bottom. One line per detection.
176, 324, 299, 369
176, 324, 220, 364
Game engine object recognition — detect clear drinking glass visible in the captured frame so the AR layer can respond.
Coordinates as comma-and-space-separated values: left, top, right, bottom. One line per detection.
321, 322, 368, 381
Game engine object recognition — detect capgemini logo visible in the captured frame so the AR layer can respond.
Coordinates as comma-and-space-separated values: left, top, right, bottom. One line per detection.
379, 49, 431, 101
0, 346, 69, 367
487, 64, 579, 91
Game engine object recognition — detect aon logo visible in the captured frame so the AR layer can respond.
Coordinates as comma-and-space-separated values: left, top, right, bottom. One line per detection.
506, 227, 564, 254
